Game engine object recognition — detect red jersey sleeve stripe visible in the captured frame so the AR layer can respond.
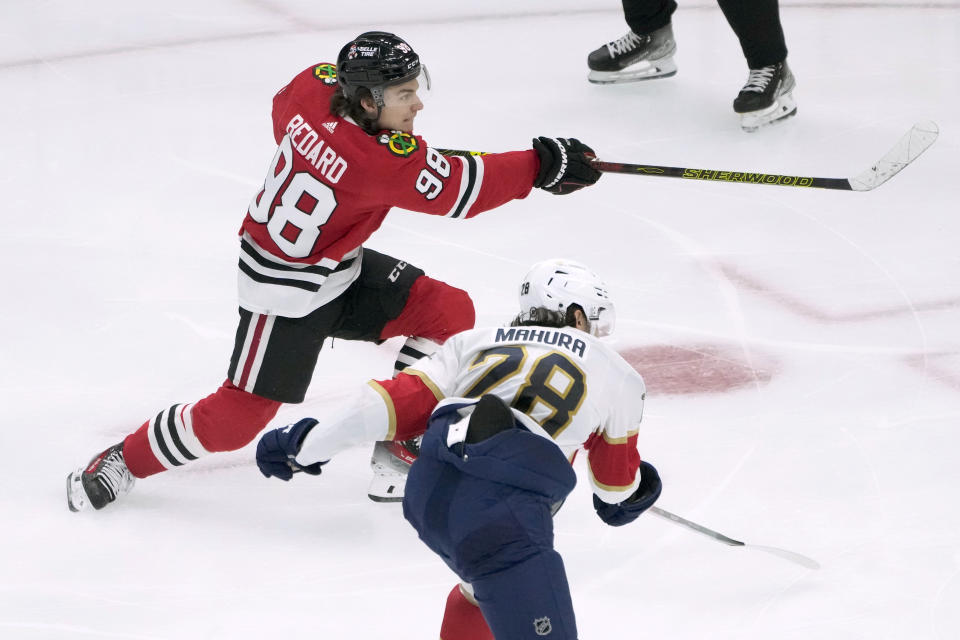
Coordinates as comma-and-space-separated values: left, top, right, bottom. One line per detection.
598, 428, 640, 446
402, 368, 445, 402
585, 431, 641, 490
369, 372, 446, 442
587, 465, 638, 493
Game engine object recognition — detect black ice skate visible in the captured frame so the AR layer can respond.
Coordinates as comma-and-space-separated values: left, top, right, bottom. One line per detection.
587, 23, 677, 84
733, 60, 797, 132
367, 437, 420, 502
66, 443, 135, 512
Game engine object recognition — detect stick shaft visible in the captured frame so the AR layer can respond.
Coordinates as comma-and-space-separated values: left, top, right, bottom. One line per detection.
649, 506, 744, 546
437, 121, 938, 193
593, 161, 852, 190
436, 149, 851, 189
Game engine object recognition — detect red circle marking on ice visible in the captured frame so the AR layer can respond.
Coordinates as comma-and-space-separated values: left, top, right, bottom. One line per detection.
618, 344, 777, 395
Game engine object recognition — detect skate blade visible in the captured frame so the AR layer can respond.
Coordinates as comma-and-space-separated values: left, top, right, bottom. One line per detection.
368, 494, 404, 503
367, 472, 406, 502
588, 57, 677, 84
740, 92, 797, 132
66, 470, 88, 512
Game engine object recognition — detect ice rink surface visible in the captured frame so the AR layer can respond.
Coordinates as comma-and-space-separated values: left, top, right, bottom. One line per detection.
2, 1, 959, 638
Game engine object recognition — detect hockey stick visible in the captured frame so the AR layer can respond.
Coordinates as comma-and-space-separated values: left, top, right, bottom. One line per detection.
437, 120, 938, 192
649, 506, 821, 570
596, 121, 937, 191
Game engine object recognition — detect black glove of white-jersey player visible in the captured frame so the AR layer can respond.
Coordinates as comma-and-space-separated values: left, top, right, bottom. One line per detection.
593, 460, 662, 527
256, 418, 327, 481
532, 137, 602, 195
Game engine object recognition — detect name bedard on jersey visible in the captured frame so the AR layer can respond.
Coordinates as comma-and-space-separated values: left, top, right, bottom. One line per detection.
286, 113, 348, 183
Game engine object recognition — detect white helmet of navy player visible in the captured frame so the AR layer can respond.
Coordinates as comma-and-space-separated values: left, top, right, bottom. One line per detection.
518, 259, 616, 337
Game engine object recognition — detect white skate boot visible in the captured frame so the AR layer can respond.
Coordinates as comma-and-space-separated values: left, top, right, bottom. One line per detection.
367, 438, 420, 502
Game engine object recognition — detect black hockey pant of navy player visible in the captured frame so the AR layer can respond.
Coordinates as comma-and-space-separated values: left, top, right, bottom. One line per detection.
402, 401, 579, 639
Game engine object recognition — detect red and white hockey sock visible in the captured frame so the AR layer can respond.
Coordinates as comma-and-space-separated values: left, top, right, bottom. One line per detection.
123, 380, 281, 478
439, 583, 493, 640
123, 403, 208, 477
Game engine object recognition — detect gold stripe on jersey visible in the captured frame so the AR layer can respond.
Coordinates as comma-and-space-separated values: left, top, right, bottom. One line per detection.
600, 427, 640, 446
587, 461, 639, 494
402, 368, 445, 403
367, 380, 398, 441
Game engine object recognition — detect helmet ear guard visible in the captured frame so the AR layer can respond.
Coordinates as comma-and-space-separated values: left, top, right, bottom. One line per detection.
518, 259, 616, 337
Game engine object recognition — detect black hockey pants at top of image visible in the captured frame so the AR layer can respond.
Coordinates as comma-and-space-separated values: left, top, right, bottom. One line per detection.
621, 0, 788, 68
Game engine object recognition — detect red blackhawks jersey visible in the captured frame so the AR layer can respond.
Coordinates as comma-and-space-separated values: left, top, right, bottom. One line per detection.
238, 62, 539, 318
378, 325, 647, 504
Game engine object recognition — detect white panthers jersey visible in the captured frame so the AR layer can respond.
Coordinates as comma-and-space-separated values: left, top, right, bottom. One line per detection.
405, 325, 647, 503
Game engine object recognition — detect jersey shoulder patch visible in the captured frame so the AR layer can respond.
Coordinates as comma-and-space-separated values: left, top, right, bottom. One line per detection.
377, 130, 421, 157
312, 62, 338, 85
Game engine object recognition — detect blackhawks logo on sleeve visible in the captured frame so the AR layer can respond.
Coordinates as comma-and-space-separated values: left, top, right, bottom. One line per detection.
313, 63, 337, 85
378, 131, 419, 157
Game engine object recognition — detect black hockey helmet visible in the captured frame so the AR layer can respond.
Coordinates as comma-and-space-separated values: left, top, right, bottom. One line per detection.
337, 31, 425, 107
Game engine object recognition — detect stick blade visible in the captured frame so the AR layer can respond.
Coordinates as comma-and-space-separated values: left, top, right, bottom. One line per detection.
745, 544, 821, 570
849, 120, 939, 191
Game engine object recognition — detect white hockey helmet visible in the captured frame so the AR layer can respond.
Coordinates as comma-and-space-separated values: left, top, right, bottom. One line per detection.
518, 259, 616, 337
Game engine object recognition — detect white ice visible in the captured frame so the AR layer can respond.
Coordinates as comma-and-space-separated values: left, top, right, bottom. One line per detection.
2, 1, 959, 638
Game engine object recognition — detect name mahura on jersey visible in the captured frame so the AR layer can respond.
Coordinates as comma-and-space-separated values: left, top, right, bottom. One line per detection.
494, 327, 587, 358
285, 114, 348, 183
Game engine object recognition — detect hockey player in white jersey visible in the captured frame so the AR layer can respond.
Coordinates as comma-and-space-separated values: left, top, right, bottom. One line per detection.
256, 259, 661, 639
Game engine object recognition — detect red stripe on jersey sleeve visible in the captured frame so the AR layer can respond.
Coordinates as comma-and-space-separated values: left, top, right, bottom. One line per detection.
583, 431, 641, 492
370, 373, 443, 442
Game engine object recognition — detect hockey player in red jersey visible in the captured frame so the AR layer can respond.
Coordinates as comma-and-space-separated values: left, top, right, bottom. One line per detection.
256, 259, 662, 639
66, 32, 603, 512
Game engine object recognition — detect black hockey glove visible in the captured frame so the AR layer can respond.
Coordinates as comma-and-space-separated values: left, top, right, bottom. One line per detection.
256, 418, 327, 481
593, 460, 662, 527
532, 137, 602, 195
